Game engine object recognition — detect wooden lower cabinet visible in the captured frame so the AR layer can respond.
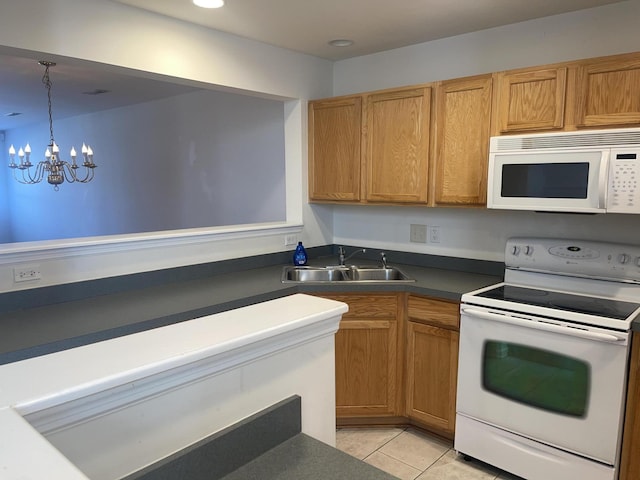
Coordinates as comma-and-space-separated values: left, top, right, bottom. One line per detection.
406, 321, 459, 437
318, 291, 460, 439
317, 293, 402, 419
405, 295, 460, 438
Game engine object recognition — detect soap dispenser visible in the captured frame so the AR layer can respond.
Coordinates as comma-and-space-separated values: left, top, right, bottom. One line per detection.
293, 241, 308, 266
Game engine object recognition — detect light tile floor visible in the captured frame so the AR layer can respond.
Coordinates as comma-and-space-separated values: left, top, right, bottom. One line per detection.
336, 427, 524, 480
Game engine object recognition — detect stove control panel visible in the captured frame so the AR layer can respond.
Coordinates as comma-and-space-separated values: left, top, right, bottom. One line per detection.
506, 237, 640, 283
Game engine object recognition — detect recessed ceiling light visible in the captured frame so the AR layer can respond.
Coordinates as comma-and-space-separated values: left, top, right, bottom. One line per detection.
328, 39, 354, 47
193, 0, 225, 8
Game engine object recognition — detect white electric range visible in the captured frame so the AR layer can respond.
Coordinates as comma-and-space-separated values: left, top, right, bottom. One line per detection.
455, 237, 640, 480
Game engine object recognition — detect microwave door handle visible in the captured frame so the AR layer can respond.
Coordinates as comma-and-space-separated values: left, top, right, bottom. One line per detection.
598, 151, 610, 209
461, 307, 622, 343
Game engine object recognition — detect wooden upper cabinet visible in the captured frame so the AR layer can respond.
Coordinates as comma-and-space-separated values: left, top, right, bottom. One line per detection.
432, 75, 492, 206
308, 96, 362, 202
574, 54, 640, 128
495, 67, 567, 133
364, 87, 431, 203
308, 51, 640, 206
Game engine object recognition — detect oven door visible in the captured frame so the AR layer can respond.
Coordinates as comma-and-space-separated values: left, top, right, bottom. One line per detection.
456, 305, 630, 465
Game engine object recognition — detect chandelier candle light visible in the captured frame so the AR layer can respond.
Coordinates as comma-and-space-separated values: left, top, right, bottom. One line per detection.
8, 61, 96, 191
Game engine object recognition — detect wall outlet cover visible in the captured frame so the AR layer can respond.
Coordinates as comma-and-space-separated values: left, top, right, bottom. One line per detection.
429, 226, 441, 244
14, 265, 42, 282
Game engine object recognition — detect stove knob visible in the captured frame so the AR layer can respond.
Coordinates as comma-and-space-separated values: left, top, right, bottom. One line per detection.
618, 253, 630, 264
511, 246, 520, 256
524, 246, 534, 256
635, 257, 640, 267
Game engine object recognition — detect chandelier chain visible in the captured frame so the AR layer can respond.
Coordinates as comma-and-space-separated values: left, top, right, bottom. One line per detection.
42, 64, 55, 146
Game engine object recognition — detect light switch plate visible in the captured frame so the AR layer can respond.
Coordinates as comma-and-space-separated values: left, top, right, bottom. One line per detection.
410, 224, 427, 243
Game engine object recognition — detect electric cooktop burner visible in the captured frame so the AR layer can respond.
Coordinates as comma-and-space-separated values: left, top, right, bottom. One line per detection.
476, 284, 640, 321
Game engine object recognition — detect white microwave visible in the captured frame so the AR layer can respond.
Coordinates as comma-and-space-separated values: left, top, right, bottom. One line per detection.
487, 128, 640, 214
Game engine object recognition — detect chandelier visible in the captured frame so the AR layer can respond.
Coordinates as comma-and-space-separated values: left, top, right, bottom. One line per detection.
8, 61, 96, 191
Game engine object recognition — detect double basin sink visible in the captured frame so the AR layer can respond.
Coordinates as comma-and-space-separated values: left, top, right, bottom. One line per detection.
282, 265, 414, 284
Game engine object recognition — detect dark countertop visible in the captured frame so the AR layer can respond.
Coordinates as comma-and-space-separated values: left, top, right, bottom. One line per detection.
220, 433, 398, 480
0, 258, 502, 365
126, 395, 397, 480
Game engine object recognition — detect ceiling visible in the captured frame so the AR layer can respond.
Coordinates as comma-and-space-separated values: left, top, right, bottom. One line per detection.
0, 0, 625, 132
114, 0, 625, 60
0, 54, 200, 132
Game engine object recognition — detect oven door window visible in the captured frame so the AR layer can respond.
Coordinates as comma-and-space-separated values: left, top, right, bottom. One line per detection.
482, 341, 590, 417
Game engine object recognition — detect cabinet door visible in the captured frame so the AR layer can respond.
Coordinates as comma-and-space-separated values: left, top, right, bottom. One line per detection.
432, 75, 492, 206
335, 318, 399, 417
574, 55, 640, 128
364, 87, 431, 203
495, 67, 567, 133
321, 293, 400, 418
406, 321, 459, 437
308, 96, 362, 201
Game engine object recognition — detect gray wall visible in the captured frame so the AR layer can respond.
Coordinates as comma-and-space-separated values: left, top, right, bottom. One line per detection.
4, 89, 286, 243
0, 133, 11, 243
330, 0, 640, 262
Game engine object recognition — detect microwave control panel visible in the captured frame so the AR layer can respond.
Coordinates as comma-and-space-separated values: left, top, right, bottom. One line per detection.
607, 149, 640, 213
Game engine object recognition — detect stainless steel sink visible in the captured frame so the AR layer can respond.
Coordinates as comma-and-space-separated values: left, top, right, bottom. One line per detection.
283, 266, 346, 282
281, 265, 414, 283
343, 267, 409, 281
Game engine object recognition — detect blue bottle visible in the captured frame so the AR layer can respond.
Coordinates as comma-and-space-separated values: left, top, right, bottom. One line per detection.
293, 241, 308, 266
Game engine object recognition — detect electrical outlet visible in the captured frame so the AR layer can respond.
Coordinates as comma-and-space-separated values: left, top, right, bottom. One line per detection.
14, 265, 42, 282
429, 226, 441, 244
284, 234, 298, 246
410, 224, 427, 243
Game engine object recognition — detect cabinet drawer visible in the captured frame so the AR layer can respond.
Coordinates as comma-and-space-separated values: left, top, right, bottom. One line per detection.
408, 295, 459, 329
319, 294, 397, 318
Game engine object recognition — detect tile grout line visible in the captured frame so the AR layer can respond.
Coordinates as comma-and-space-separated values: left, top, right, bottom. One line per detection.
364, 428, 454, 479
365, 449, 423, 478
379, 428, 453, 474
361, 426, 408, 462
424, 447, 451, 472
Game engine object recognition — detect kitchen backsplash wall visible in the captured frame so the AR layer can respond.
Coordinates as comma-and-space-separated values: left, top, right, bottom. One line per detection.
333, 206, 640, 262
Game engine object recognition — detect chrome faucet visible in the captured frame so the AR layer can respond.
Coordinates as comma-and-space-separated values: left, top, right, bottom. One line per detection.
380, 251, 387, 268
338, 246, 366, 265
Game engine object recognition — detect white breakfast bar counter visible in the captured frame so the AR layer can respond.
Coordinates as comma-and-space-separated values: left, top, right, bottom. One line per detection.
0, 294, 348, 480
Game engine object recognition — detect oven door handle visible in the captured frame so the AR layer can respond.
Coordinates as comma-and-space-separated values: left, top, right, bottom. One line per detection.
461, 307, 624, 343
